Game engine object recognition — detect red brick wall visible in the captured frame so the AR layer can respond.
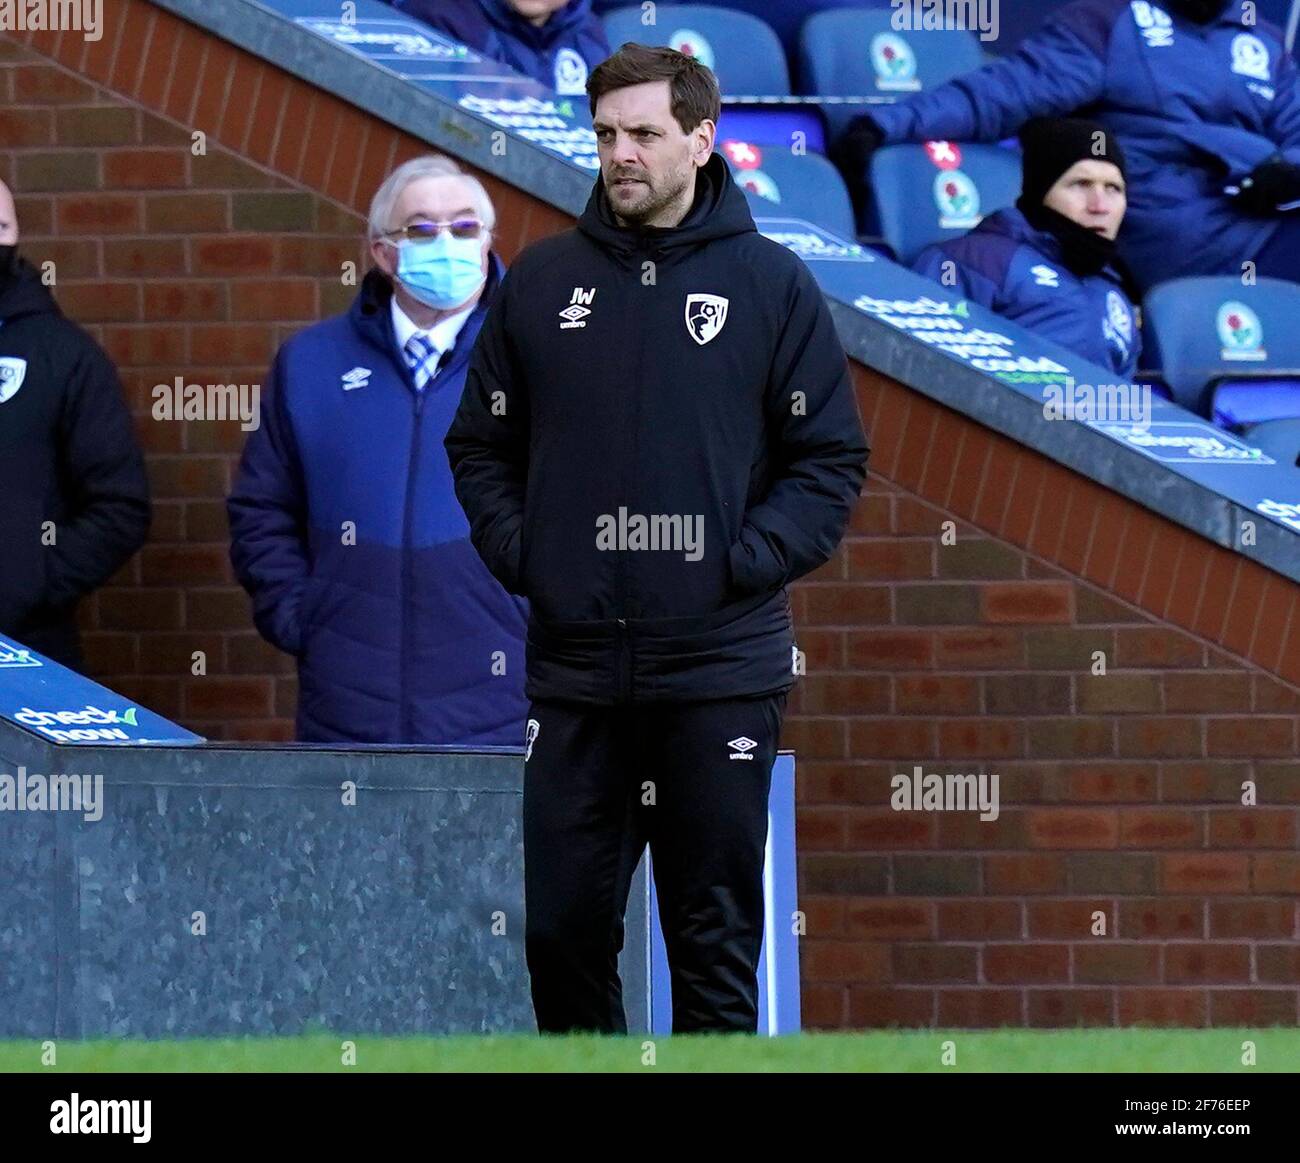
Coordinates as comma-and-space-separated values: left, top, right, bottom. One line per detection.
2, 2, 1296, 1027
794, 468, 1300, 1028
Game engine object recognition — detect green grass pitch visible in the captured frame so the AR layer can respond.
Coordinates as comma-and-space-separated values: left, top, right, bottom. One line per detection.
1, 1029, 1296, 1072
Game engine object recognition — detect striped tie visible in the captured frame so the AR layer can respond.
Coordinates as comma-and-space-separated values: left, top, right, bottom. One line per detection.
404, 333, 440, 392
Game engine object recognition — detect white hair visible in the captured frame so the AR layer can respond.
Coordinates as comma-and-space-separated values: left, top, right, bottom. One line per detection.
366, 155, 496, 241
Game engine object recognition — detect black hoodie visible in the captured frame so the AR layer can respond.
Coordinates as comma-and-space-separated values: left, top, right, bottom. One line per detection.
446, 153, 869, 703
0, 259, 149, 667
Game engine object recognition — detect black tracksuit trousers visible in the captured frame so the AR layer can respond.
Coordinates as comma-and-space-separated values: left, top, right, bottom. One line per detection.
522, 690, 787, 1035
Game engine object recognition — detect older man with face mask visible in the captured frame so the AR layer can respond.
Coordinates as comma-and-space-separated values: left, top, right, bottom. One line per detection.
228, 155, 528, 744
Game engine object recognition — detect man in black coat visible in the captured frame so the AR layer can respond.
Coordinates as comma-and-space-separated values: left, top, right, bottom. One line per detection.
0, 180, 149, 669
446, 44, 868, 1033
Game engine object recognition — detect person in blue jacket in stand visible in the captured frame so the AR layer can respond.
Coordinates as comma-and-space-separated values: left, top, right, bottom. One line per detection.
914, 117, 1141, 381
835, 0, 1300, 291
227, 156, 528, 745
388, 0, 610, 95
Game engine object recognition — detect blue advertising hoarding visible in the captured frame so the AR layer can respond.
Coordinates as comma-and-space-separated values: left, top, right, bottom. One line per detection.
0, 636, 203, 746
825, 259, 1300, 539
754, 215, 1300, 541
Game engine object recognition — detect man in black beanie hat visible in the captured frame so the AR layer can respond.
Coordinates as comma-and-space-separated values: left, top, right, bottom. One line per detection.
1016, 116, 1132, 282
914, 117, 1141, 379
835, 0, 1300, 291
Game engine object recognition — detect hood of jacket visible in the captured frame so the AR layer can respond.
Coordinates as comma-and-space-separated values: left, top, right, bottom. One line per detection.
972, 205, 1063, 251
972, 206, 1129, 282
576, 151, 757, 266
0, 258, 60, 325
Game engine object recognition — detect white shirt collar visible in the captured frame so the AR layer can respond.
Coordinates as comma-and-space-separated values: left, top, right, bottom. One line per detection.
391, 294, 476, 367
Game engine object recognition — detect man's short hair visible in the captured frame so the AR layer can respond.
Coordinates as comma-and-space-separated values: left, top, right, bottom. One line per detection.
366, 155, 496, 241
586, 42, 721, 134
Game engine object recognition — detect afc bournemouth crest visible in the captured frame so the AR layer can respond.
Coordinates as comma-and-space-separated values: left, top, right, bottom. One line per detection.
685, 294, 728, 346
0, 357, 27, 404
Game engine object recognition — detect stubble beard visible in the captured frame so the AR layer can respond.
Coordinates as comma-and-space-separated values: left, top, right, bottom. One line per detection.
608, 165, 692, 228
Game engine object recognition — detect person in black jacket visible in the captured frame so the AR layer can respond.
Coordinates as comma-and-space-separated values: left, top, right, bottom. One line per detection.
0, 180, 149, 669
446, 44, 868, 1034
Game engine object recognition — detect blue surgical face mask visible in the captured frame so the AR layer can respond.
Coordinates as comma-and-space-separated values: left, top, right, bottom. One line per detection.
393, 233, 486, 309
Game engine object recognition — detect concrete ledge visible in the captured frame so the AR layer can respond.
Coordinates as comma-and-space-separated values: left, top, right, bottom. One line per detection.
0, 719, 651, 1037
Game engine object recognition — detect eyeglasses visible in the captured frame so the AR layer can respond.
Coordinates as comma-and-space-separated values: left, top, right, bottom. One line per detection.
382, 219, 488, 243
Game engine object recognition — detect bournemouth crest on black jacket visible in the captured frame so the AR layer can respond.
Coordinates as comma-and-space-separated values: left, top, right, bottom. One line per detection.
446, 152, 869, 704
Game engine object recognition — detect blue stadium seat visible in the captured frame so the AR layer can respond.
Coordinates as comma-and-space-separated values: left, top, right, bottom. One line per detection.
602, 5, 790, 93
1142, 277, 1300, 421
718, 138, 856, 238
798, 8, 986, 138
1243, 418, 1300, 468
869, 141, 1021, 264
598, 1, 904, 65
717, 105, 828, 155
